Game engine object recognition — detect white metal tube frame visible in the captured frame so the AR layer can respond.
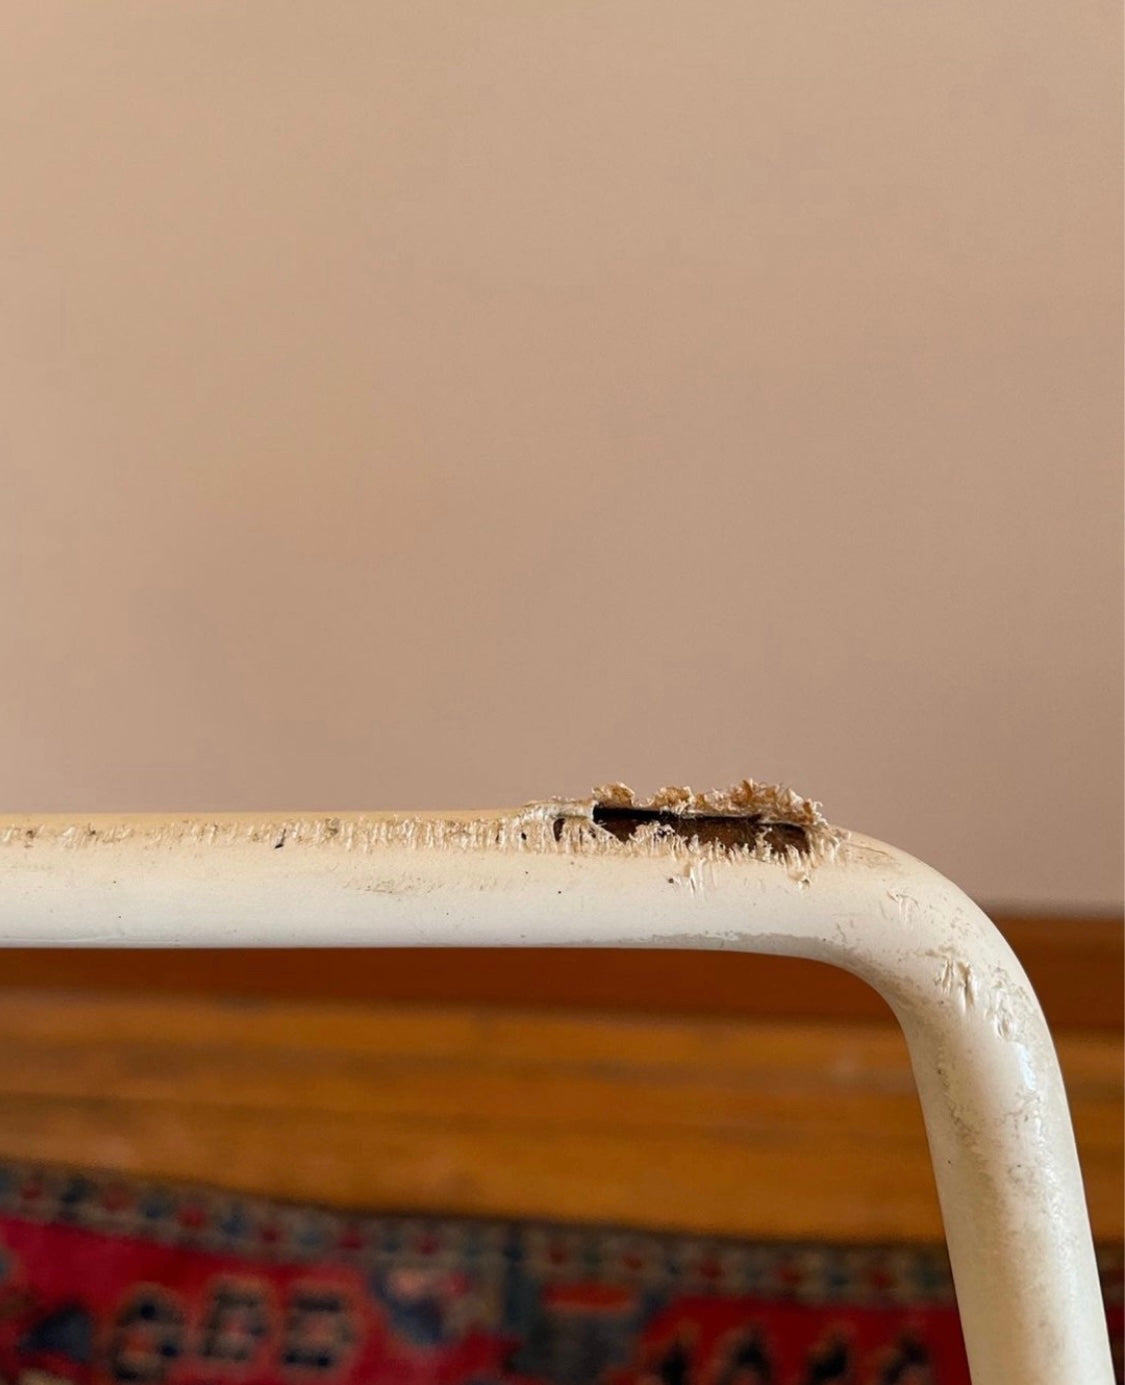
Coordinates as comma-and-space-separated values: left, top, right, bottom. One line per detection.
0, 784, 1112, 1384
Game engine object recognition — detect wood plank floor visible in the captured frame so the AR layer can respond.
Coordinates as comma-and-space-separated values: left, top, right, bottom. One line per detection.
0, 914, 1119, 1031
0, 992, 1117, 1243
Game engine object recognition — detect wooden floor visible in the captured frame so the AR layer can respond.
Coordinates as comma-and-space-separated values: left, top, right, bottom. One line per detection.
0, 988, 1117, 1243
0, 912, 1119, 1031
0, 914, 1116, 1242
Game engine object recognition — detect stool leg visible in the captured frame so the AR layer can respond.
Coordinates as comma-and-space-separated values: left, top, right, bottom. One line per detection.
744, 848, 1115, 1385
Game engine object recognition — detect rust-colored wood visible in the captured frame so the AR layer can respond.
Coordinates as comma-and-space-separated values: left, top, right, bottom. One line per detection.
0, 915, 1118, 1031
0, 993, 1117, 1241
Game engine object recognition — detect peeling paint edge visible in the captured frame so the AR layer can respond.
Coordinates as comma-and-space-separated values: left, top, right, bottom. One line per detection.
0, 780, 842, 867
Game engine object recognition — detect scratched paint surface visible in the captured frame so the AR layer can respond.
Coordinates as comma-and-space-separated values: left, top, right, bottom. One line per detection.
0, 781, 841, 867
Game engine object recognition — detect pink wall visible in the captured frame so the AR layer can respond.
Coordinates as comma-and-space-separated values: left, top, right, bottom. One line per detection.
1, 3, 1120, 908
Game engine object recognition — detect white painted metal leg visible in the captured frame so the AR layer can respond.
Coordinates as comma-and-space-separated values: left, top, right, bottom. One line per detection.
0, 786, 1112, 1384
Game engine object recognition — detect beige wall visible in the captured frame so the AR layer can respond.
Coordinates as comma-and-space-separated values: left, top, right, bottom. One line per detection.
1, 2, 1120, 909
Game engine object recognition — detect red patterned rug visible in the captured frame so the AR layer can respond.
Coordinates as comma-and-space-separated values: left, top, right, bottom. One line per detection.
0, 1163, 1118, 1384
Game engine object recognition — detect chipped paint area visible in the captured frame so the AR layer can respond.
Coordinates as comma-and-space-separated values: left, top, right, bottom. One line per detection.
932, 946, 980, 1012
927, 945, 1024, 1041
550, 780, 839, 866
0, 780, 840, 868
